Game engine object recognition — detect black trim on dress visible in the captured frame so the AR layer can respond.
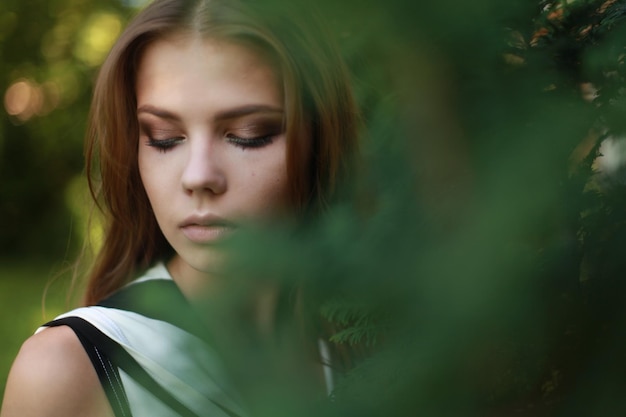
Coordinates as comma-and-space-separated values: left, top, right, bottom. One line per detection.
44, 316, 201, 417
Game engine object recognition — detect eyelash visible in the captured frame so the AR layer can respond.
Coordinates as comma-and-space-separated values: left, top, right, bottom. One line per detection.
146, 137, 184, 152
145, 134, 275, 152
226, 134, 275, 149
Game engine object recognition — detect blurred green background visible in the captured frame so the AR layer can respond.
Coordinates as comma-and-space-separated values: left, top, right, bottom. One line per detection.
0, 0, 144, 400
3, 0, 626, 415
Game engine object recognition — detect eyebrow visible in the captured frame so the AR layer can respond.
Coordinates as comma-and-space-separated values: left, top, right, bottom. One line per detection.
136, 104, 284, 121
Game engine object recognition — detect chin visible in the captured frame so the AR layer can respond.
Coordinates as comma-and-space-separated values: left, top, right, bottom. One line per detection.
186, 250, 227, 274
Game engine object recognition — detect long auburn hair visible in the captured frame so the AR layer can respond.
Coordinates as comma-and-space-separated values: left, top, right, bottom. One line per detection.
82, 0, 359, 305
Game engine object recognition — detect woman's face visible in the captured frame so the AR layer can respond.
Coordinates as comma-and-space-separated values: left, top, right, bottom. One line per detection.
136, 35, 289, 278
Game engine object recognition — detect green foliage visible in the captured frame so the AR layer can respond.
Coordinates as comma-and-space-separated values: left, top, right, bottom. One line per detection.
321, 297, 387, 347
213, 0, 626, 415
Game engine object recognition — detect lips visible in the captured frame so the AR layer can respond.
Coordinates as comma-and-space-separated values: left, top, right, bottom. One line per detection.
179, 214, 235, 243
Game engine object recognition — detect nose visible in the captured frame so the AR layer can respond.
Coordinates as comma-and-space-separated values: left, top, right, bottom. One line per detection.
181, 138, 227, 195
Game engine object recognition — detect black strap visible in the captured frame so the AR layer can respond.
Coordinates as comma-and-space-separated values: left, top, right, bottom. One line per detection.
45, 317, 201, 417
68, 322, 132, 417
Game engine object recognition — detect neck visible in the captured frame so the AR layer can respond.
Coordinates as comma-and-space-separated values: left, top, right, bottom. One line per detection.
166, 255, 279, 337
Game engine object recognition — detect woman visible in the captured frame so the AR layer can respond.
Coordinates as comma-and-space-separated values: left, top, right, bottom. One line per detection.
0, 0, 358, 415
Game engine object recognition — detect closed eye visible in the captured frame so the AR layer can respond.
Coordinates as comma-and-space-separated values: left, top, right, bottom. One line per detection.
226, 134, 275, 149
146, 136, 185, 152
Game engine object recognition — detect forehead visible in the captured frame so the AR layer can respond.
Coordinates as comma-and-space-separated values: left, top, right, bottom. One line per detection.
135, 34, 283, 112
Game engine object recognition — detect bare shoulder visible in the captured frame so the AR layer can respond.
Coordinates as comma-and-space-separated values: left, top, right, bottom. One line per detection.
1, 325, 114, 417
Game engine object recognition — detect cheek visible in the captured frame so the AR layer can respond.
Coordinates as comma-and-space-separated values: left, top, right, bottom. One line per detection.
239, 149, 288, 215
263, 173, 289, 206
137, 152, 153, 199
255, 155, 291, 212
138, 151, 169, 215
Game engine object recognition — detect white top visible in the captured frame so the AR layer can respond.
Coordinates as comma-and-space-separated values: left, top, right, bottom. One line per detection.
38, 263, 246, 417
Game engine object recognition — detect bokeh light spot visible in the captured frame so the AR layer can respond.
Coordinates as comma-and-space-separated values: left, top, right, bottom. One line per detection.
74, 12, 122, 67
4, 79, 44, 122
